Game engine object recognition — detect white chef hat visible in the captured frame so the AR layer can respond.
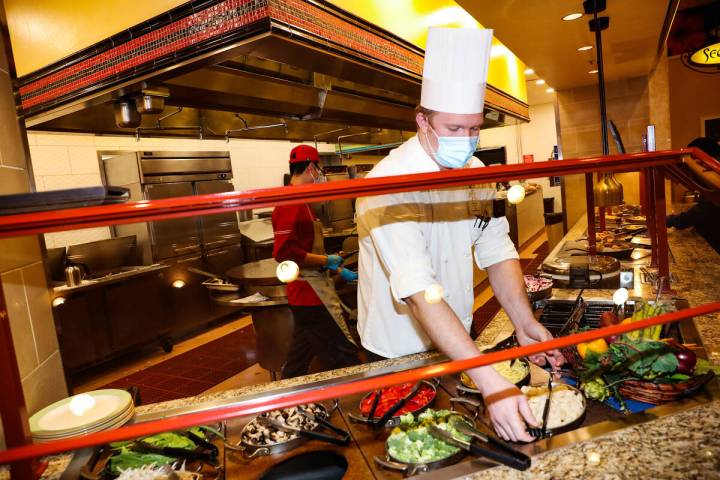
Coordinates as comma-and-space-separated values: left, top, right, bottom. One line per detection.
420, 27, 494, 115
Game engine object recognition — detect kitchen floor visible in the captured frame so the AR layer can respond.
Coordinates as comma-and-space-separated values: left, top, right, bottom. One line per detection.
75, 232, 548, 398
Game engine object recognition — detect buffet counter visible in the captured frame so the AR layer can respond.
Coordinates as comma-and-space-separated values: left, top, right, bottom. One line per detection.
22, 217, 720, 479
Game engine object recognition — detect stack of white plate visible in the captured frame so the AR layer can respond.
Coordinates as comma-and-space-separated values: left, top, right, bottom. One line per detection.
30, 389, 134, 443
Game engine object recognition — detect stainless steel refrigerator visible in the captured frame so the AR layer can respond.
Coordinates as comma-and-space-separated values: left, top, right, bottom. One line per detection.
102, 151, 243, 334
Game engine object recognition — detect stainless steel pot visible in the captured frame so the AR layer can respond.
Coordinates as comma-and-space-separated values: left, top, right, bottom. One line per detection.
225, 401, 340, 459
373, 407, 479, 476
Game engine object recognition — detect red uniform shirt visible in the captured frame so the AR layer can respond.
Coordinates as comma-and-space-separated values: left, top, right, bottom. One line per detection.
272, 203, 323, 306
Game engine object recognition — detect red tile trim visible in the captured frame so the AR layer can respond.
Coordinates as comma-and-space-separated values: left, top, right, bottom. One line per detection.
18, 0, 423, 112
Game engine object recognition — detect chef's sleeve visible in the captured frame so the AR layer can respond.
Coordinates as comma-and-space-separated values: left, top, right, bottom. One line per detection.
357, 194, 437, 303
473, 216, 519, 269
272, 205, 309, 263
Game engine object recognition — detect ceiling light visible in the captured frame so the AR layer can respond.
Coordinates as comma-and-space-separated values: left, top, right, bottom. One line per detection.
276, 260, 300, 283
588, 69, 598, 74
562, 12, 583, 21
535, 79, 545, 85
507, 184, 526, 204
578, 45, 593, 51
424, 284, 445, 304
172, 279, 186, 289
546, 87, 555, 93
524, 68, 534, 75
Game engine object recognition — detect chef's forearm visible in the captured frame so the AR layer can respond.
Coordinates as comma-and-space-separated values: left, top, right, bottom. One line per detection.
301, 252, 330, 268
486, 259, 535, 329
405, 292, 501, 389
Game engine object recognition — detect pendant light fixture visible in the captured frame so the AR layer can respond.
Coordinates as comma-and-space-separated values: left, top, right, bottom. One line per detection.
584, 0, 623, 207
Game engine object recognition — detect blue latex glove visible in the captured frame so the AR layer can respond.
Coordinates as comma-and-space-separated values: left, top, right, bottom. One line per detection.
325, 254, 344, 270
339, 268, 358, 283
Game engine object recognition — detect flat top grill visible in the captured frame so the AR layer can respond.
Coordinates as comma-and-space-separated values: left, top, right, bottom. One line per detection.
538, 300, 635, 335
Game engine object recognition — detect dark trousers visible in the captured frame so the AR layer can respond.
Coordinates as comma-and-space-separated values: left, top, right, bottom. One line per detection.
281, 305, 360, 379
363, 348, 388, 363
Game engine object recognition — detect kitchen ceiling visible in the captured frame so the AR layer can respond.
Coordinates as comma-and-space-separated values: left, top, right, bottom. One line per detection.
458, 0, 674, 92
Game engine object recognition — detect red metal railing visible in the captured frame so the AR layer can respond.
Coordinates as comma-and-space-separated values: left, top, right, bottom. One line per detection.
0, 302, 718, 465
2, 148, 720, 474
0, 148, 704, 239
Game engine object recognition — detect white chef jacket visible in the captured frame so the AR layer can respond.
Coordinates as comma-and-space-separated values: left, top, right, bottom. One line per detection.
356, 136, 519, 358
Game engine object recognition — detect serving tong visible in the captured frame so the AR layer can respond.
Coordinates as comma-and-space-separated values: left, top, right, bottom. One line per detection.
256, 409, 350, 446
527, 378, 554, 439
427, 418, 531, 471
349, 380, 436, 429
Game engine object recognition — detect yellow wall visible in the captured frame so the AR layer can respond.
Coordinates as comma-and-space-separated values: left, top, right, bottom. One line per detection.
329, 0, 527, 103
4, 0, 187, 76
5, 0, 527, 104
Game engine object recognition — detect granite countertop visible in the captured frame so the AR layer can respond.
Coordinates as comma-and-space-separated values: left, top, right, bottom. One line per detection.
25, 217, 720, 479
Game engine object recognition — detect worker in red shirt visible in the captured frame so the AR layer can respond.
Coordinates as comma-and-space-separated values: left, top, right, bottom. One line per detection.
272, 145, 360, 378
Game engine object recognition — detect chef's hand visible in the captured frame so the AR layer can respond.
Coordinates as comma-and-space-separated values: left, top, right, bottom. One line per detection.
339, 268, 358, 283
325, 254, 344, 270
473, 368, 537, 442
515, 320, 565, 369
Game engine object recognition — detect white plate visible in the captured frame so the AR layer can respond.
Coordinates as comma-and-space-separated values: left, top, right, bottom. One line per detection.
32, 406, 134, 441
30, 389, 132, 436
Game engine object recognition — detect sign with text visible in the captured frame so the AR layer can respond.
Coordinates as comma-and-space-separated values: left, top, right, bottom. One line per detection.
689, 42, 720, 67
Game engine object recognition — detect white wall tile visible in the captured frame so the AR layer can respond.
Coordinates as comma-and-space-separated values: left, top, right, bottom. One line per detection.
31, 132, 94, 146
69, 146, 102, 174
93, 135, 136, 147
42, 173, 103, 190
29, 146, 70, 175
44, 227, 112, 248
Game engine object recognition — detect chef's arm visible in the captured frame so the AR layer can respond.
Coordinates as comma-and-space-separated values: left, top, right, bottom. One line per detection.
404, 293, 537, 442
486, 259, 564, 368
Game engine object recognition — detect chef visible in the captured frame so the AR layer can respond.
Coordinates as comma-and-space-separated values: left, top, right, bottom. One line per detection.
356, 28, 563, 442
272, 145, 360, 378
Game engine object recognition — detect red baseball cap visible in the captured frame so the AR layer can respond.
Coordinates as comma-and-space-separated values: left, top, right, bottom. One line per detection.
289, 145, 320, 164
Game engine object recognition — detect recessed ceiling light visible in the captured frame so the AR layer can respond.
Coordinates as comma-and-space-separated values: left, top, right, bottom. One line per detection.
546, 87, 555, 93
588, 69, 598, 74
535, 79, 546, 85
524, 68, 534, 75
578, 45, 593, 51
562, 12, 583, 21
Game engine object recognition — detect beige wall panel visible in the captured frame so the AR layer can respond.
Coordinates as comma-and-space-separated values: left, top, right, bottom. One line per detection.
2, 269, 38, 378
21, 351, 67, 415
0, 236, 41, 273
668, 56, 720, 149
23, 262, 59, 364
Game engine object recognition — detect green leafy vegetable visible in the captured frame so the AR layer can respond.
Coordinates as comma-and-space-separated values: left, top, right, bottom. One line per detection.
108, 448, 174, 476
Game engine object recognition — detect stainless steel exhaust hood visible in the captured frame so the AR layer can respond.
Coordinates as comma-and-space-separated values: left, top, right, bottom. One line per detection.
18, 0, 529, 142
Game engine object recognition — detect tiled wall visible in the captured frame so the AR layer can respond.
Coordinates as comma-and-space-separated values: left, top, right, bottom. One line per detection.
0, 25, 68, 450
557, 76, 650, 229
28, 133, 338, 248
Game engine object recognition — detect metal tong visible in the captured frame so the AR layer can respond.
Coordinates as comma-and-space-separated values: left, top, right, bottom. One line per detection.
528, 378, 553, 439
558, 289, 586, 336
428, 423, 530, 471
257, 412, 350, 446
348, 382, 425, 429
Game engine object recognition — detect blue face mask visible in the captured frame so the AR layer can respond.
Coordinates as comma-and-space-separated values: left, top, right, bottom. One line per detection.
427, 125, 478, 169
